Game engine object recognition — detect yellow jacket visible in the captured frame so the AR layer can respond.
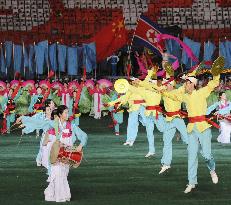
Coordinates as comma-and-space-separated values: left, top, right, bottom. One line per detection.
129, 85, 162, 117
162, 85, 185, 121
183, 75, 220, 133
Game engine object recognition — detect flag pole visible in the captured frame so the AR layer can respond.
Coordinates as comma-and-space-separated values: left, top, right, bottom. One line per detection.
12, 42, 15, 80
34, 41, 38, 80
47, 41, 50, 79
22, 41, 26, 78
127, 16, 139, 78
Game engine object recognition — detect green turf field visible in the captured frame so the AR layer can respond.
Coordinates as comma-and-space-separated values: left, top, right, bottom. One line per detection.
0, 115, 231, 205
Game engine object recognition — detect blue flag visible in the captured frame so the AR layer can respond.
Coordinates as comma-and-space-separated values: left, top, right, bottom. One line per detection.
181, 37, 201, 70
49, 43, 57, 71
14, 44, 23, 72
4, 41, 12, 68
83, 42, 96, 73
0, 46, 6, 74
57, 44, 67, 72
35, 40, 48, 75
67, 46, 78, 75
29, 45, 35, 73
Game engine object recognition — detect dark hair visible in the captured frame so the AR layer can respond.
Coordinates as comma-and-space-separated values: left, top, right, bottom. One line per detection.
57, 105, 68, 117
219, 92, 225, 97
51, 109, 58, 120
44, 99, 56, 107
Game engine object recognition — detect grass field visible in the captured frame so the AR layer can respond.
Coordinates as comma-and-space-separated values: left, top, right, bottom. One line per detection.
0, 114, 231, 205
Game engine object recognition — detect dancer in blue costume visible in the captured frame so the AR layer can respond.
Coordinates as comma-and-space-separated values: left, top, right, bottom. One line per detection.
108, 91, 124, 136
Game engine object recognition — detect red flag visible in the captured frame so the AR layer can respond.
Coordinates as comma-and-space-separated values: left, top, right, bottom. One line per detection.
91, 17, 128, 62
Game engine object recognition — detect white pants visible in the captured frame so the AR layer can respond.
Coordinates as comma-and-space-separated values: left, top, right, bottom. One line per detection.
44, 162, 71, 202
94, 93, 102, 119
217, 120, 231, 144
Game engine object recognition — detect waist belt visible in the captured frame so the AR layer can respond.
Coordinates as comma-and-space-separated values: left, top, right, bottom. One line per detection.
146, 105, 162, 119
133, 100, 145, 104
188, 115, 220, 129
165, 110, 187, 118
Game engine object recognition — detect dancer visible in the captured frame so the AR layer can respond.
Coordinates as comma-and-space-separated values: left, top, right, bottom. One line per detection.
157, 77, 189, 174
181, 72, 220, 193
207, 92, 231, 144
108, 80, 146, 147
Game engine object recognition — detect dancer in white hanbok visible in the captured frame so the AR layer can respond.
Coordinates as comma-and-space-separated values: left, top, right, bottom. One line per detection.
207, 92, 231, 144
44, 105, 88, 202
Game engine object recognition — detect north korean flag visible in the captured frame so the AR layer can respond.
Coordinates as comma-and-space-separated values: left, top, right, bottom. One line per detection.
133, 15, 167, 56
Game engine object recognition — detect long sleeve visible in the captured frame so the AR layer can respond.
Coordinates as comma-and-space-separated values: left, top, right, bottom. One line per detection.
206, 102, 219, 115
198, 75, 220, 98
108, 92, 131, 106
72, 125, 88, 147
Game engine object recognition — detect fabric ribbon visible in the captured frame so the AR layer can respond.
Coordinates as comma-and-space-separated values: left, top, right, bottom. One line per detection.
156, 34, 199, 63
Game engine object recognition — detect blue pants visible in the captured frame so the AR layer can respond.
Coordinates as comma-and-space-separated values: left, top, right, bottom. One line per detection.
188, 127, 215, 185
111, 64, 117, 76
113, 112, 123, 133
6, 113, 16, 131
145, 114, 165, 154
161, 118, 188, 166
126, 106, 145, 142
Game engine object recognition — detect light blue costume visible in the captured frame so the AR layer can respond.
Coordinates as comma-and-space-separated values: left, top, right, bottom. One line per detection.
28, 94, 44, 113
2, 89, 22, 132
207, 101, 231, 116
127, 105, 146, 143
108, 93, 124, 134
161, 117, 188, 166
21, 116, 88, 175
22, 112, 49, 167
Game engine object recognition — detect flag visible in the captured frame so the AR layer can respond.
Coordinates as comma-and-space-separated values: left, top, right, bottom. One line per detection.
57, 44, 67, 72
83, 42, 96, 73
13, 44, 23, 72
91, 16, 128, 62
133, 15, 167, 56
0, 45, 6, 74
49, 43, 58, 71
67, 46, 78, 75
35, 40, 48, 75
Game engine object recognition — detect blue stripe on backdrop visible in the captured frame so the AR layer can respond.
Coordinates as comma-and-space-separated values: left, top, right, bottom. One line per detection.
14, 45, 23, 72
35, 40, 48, 75
83, 42, 96, 73
49, 43, 57, 71
67, 46, 78, 75
0, 46, 6, 74
4, 41, 12, 69
57, 44, 67, 72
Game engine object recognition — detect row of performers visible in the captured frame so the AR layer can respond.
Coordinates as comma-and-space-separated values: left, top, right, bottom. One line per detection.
106, 59, 230, 194
0, 76, 230, 138
0, 79, 120, 134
